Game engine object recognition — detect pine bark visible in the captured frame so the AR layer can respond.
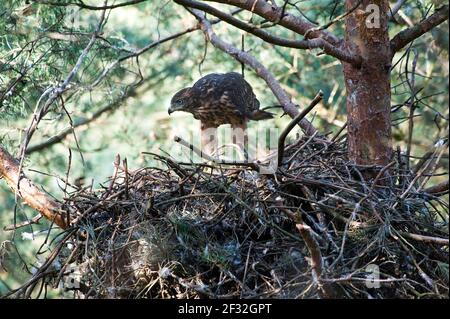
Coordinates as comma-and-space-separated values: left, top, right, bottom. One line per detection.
343, 0, 393, 167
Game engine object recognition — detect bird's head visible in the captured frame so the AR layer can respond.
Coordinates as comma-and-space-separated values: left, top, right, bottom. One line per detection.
168, 87, 197, 115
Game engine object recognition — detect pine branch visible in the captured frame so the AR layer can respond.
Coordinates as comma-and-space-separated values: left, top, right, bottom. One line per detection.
391, 5, 449, 54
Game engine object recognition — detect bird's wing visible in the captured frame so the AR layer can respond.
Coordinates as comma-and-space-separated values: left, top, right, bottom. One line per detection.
192, 73, 262, 120
222, 73, 260, 116
193, 73, 224, 99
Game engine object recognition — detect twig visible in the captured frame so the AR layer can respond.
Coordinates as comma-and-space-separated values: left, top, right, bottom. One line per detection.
331, 122, 347, 142
89, 27, 197, 89
18, 7, 107, 158
275, 199, 333, 298
423, 180, 449, 196
25, 77, 159, 154
0, 146, 70, 229
34, 0, 149, 10
175, 0, 361, 65
277, 91, 323, 167
3, 214, 42, 231
103, 154, 121, 199
304, 0, 362, 38
405, 49, 419, 170
390, 5, 449, 53
397, 231, 449, 246
388, 0, 407, 20
240, 241, 252, 298
123, 158, 129, 200
173, 136, 259, 169
201, 0, 340, 45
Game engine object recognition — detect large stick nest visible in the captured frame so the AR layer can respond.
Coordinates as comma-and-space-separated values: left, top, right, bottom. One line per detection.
8, 135, 449, 299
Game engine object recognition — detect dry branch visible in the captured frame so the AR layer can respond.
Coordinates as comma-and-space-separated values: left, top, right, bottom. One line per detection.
26, 94, 133, 154
203, 0, 340, 45
277, 90, 323, 167
388, 0, 407, 20
275, 200, 333, 298
398, 231, 449, 246
175, 0, 361, 65
423, 180, 449, 197
172, 136, 259, 168
34, 0, 149, 10
0, 146, 69, 229
89, 27, 197, 89
390, 5, 449, 53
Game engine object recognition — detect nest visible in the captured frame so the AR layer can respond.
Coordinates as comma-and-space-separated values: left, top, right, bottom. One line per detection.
8, 135, 449, 299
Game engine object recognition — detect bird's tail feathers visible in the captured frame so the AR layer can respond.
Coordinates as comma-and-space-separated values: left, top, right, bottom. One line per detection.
250, 109, 274, 121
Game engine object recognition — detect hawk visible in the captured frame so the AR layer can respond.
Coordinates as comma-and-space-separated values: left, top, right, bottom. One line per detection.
168, 72, 273, 157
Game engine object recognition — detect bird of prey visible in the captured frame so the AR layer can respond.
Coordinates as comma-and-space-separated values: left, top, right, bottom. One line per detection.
168, 72, 273, 157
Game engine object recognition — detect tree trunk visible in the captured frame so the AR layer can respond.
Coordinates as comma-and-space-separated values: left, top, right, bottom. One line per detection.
343, 0, 393, 168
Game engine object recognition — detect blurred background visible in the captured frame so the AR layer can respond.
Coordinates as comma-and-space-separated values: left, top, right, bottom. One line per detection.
0, 0, 448, 296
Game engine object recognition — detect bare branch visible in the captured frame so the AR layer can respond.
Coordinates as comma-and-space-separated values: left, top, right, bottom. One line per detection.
89, 26, 197, 88
388, 0, 407, 21
33, 0, 149, 10
26, 85, 141, 154
188, 8, 318, 135
173, 136, 259, 168
90, 12, 239, 88
275, 199, 333, 298
390, 5, 449, 54
423, 180, 449, 197
175, 0, 361, 65
18, 8, 107, 158
304, 0, 361, 36
277, 91, 323, 167
0, 146, 69, 229
398, 231, 449, 246
202, 0, 341, 45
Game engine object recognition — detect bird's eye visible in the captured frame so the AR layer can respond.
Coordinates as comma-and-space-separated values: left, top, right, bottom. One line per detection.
176, 99, 183, 105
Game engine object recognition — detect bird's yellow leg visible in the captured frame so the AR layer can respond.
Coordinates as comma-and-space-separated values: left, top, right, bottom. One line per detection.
200, 123, 218, 158
231, 122, 249, 161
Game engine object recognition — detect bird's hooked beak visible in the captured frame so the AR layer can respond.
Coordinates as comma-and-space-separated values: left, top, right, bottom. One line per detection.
169, 87, 191, 115
168, 105, 178, 115
168, 103, 185, 115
